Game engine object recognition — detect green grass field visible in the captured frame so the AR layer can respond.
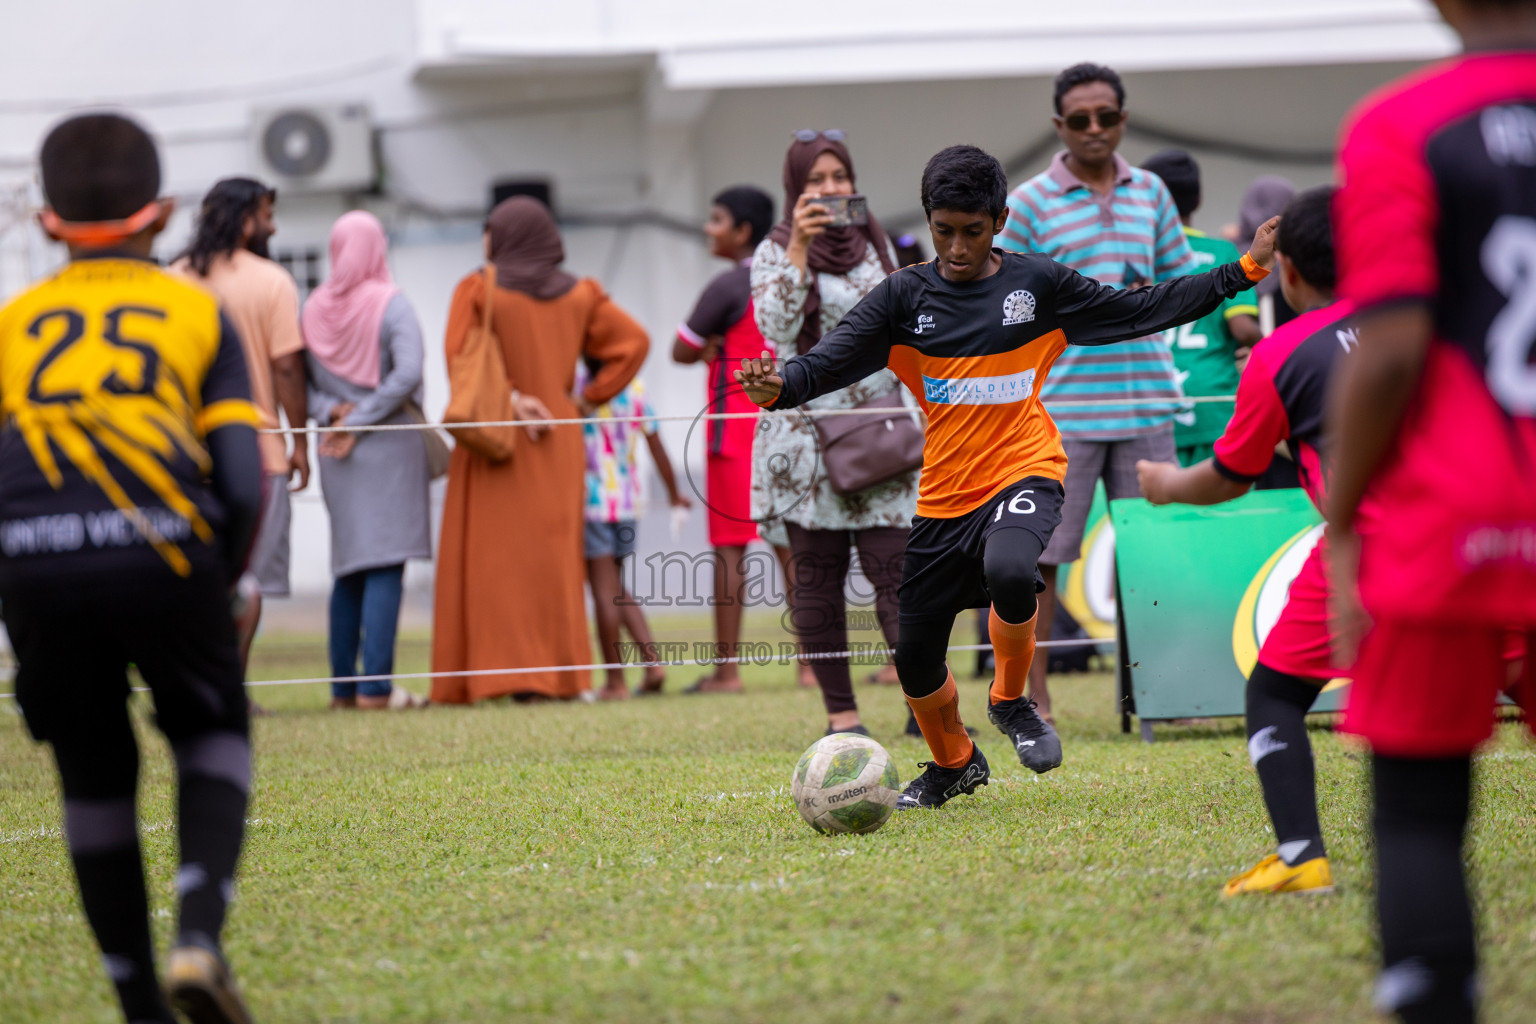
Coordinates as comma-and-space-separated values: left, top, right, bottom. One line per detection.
3, 613, 1534, 1023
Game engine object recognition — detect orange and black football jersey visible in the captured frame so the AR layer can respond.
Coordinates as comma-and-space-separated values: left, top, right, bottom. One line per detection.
0, 256, 260, 577
771, 249, 1259, 518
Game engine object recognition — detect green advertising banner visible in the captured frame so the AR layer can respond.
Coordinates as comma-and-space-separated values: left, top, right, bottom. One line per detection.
1111, 490, 1348, 735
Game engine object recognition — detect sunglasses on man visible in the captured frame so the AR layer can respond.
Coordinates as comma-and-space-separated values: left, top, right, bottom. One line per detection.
1058, 109, 1124, 132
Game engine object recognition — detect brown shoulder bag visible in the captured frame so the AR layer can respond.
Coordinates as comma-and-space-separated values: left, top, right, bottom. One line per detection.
812, 388, 925, 496
442, 265, 518, 462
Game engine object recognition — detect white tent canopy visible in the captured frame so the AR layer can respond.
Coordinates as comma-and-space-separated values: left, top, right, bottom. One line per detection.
419, 0, 1458, 87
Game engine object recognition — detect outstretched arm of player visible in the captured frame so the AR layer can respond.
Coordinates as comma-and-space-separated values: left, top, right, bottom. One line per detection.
1137, 459, 1250, 506
1058, 216, 1278, 346
1139, 343, 1292, 507
734, 276, 898, 409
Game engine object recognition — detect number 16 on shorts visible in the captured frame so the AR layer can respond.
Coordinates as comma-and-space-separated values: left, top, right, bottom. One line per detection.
994, 490, 1037, 521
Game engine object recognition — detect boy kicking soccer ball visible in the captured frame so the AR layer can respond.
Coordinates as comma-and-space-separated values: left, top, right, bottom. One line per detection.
737, 145, 1276, 808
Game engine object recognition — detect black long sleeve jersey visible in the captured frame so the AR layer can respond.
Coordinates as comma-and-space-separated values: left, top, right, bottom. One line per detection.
769, 248, 1262, 518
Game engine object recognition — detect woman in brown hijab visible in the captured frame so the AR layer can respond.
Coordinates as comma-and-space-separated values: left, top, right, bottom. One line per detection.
432, 197, 648, 702
746, 131, 918, 734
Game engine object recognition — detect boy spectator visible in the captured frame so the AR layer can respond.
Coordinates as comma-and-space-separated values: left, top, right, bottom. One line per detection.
673, 185, 773, 692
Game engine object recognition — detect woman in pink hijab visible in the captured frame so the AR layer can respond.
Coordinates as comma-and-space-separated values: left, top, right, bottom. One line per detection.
302, 210, 432, 709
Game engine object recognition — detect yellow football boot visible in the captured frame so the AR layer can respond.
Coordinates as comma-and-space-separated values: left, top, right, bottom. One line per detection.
1221, 853, 1334, 898
166, 944, 255, 1024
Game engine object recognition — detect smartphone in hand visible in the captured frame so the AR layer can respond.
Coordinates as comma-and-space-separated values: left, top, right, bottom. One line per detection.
810, 194, 869, 227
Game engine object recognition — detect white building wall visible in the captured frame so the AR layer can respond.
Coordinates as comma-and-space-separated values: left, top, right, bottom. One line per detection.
0, 0, 1445, 597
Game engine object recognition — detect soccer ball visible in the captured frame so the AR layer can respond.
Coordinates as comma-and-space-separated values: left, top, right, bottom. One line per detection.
790, 733, 901, 835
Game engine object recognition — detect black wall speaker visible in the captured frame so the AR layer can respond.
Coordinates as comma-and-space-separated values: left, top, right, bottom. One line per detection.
490, 179, 554, 214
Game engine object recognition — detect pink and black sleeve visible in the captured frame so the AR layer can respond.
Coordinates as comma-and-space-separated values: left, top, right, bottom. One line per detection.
1335, 106, 1439, 310
1212, 353, 1291, 483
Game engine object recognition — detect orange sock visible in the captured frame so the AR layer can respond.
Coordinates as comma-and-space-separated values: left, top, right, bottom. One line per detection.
988, 606, 1037, 705
905, 670, 974, 769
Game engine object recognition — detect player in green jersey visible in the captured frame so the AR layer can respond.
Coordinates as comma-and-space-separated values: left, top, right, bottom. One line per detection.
1140, 150, 1261, 467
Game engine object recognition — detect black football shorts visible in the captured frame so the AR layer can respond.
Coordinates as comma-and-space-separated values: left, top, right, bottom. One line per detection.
897, 476, 1064, 625
4, 567, 248, 744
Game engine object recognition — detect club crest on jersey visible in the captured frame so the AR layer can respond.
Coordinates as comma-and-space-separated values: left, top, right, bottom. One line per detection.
1002, 289, 1036, 326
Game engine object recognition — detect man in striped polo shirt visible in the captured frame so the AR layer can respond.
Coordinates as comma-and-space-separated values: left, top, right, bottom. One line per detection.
1000, 62, 1197, 719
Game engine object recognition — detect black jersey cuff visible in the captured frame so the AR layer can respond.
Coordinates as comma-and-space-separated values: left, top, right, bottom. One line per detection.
771, 359, 809, 409
1212, 454, 1261, 484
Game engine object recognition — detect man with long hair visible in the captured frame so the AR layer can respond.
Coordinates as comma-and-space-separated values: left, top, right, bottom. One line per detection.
173, 178, 308, 663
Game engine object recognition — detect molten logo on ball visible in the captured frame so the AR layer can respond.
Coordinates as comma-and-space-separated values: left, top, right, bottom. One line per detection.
790, 733, 900, 835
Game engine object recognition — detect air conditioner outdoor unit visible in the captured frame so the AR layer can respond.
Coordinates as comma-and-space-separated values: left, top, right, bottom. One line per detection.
251, 103, 374, 193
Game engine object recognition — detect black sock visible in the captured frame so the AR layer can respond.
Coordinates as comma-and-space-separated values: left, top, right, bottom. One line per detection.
1373, 754, 1476, 1024
1245, 663, 1325, 864
68, 824, 173, 1022
54, 722, 175, 1024
172, 732, 251, 952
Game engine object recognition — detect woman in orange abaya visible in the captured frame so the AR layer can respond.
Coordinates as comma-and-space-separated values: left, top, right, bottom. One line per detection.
431, 197, 647, 701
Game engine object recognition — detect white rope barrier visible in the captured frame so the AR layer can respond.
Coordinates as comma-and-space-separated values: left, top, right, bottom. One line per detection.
0, 379, 1154, 702
0, 638, 1112, 699
259, 395, 1238, 435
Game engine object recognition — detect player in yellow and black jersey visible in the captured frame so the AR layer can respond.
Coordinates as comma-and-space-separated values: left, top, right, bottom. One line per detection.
2, 114, 263, 1024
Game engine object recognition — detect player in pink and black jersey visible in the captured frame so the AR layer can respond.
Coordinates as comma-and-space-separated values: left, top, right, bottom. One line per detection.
1137, 187, 1359, 899
1328, 1, 1536, 1019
